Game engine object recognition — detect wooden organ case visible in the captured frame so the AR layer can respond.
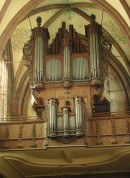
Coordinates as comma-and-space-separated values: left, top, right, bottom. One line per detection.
23, 15, 111, 144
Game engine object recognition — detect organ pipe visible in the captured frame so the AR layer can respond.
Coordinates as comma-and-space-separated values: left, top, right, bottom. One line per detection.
64, 46, 70, 80
31, 17, 49, 84
73, 57, 88, 80
48, 98, 58, 137
62, 107, 69, 136
74, 97, 84, 136
85, 14, 102, 85
63, 30, 70, 80
34, 37, 43, 81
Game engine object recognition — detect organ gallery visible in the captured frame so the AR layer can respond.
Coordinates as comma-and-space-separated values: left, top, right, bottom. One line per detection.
23, 15, 111, 141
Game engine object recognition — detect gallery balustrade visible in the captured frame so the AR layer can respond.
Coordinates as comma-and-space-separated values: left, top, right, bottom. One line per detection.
0, 111, 130, 150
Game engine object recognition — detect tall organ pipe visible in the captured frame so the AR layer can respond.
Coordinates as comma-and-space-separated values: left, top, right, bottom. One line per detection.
34, 36, 43, 81
62, 106, 69, 136
32, 17, 49, 84
39, 37, 43, 81
48, 98, 58, 137
74, 97, 83, 136
63, 31, 70, 80
64, 46, 70, 80
86, 15, 102, 84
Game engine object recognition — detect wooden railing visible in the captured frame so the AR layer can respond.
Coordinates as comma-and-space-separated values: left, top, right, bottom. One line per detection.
0, 118, 47, 150
88, 111, 130, 146
0, 111, 130, 150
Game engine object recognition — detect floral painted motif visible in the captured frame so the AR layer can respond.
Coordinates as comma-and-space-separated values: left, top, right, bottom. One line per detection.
103, 21, 127, 44
12, 28, 31, 52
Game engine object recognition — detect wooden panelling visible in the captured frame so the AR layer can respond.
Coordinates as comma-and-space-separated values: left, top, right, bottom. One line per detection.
0, 112, 130, 150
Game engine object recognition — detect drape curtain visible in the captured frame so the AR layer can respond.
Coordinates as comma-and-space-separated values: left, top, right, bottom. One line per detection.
46, 59, 61, 82
72, 57, 88, 80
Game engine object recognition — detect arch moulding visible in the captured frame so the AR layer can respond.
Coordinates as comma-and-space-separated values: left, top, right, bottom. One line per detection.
0, 0, 45, 57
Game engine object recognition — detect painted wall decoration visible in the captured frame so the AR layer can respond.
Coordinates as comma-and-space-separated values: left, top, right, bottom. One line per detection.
103, 21, 127, 44
12, 28, 31, 53
64, 7, 75, 20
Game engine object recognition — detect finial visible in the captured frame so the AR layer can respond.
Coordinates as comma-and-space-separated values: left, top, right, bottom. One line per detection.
90, 14, 96, 22
36, 16, 42, 27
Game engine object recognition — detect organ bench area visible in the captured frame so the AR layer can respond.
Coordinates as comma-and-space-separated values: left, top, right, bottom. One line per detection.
23, 15, 111, 143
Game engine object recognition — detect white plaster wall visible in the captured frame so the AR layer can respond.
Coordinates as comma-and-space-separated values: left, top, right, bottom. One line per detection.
27, 94, 37, 118
109, 66, 127, 112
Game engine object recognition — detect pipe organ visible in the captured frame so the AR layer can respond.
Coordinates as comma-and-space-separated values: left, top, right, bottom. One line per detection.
23, 15, 111, 140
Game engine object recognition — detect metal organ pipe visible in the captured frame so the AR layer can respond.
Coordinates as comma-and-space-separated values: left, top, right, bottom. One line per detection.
86, 15, 102, 84
96, 35, 100, 77
31, 17, 49, 85
37, 37, 40, 81
39, 37, 43, 81
64, 46, 70, 80
63, 30, 70, 81
92, 34, 96, 78
34, 38, 38, 80
90, 32, 100, 78
62, 107, 69, 136
74, 97, 83, 136
48, 98, 58, 137
34, 36, 43, 81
